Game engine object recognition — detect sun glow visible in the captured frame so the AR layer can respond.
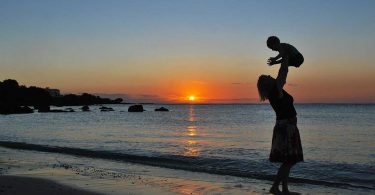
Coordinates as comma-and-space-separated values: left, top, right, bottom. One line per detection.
188, 96, 195, 101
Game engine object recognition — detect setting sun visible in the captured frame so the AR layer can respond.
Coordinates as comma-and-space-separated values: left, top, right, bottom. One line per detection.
189, 96, 195, 101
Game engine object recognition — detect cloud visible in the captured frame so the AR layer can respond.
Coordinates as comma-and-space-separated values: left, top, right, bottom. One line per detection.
201, 97, 258, 103
231, 82, 252, 85
288, 83, 299, 87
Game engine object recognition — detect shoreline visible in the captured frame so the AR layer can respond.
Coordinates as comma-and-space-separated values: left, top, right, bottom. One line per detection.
0, 175, 100, 195
1, 147, 373, 195
0, 140, 371, 190
0, 147, 262, 195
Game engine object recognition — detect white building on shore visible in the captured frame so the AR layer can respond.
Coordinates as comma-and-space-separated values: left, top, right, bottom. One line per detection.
45, 87, 61, 97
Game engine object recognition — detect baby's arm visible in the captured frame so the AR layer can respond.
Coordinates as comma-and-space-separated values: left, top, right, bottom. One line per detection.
268, 53, 282, 65
272, 53, 282, 61
276, 61, 289, 98
268, 45, 287, 65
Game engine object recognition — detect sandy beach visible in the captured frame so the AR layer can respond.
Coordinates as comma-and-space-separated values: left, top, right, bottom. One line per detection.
0, 175, 99, 195
0, 147, 261, 195
1, 146, 372, 195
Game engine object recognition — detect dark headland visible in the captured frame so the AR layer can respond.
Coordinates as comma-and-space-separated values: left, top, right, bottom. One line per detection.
0, 79, 124, 114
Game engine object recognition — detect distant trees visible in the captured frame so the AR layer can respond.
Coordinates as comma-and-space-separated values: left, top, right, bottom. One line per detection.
0, 79, 123, 114
52, 93, 123, 106
0, 79, 52, 113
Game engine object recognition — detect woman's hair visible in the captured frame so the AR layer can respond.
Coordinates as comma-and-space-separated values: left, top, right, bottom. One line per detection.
257, 75, 274, 101
267, 36, 280, 48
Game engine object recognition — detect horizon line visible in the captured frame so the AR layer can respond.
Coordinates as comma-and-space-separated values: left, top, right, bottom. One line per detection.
121, 102, 375, 105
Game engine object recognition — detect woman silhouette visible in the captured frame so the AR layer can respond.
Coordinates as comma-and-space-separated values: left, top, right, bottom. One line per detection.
257, 75, 303, 195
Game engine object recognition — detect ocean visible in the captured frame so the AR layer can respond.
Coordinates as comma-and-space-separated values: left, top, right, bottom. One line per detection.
0, 104, 374, 191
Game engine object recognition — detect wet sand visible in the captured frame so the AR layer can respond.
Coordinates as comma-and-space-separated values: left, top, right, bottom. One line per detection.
1, 146, 372, 195
0, 175, 99, 195
0, 147, 266, 195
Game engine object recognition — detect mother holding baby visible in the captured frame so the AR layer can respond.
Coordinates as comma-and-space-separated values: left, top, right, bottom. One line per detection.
258, 36, 304, 195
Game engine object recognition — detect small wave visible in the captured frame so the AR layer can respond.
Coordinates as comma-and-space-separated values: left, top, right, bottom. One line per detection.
0, 140, 373, 190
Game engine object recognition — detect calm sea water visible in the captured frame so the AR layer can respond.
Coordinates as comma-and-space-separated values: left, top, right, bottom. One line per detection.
0, 104, 374, 189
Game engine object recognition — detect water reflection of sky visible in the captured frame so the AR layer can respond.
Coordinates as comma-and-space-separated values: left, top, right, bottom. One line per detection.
1, 104, 374, 165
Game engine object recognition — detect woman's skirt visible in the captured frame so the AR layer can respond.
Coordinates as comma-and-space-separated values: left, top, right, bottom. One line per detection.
269, 117, 304, 163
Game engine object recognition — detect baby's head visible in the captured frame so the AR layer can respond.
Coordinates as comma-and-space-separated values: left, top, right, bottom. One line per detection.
267, 36, 280, 51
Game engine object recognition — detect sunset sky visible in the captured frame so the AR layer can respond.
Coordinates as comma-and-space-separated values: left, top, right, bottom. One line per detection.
1, 0, 374, 103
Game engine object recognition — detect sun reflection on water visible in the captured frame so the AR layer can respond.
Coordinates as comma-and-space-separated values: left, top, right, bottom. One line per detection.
187, 125, 197, 136
183, 105, 201, 157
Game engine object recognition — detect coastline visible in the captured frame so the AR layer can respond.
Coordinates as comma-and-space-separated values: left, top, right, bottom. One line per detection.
0, 147, 262, 195
1, 146, 373, 195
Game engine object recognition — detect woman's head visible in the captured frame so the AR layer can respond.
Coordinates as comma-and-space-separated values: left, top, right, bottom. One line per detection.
267, 36, 280, 51
257, 75, 275, 101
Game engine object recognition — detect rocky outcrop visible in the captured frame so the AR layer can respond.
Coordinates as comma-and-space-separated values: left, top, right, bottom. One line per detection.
81, 105, 90, 112
155, 107, 169, 111
0, 79, 126, 114
35, 105, 50, 112
65, 108, 75, 112
128, 105, 144, 112
0, 106, 34, 115
100, 106, 114, 112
